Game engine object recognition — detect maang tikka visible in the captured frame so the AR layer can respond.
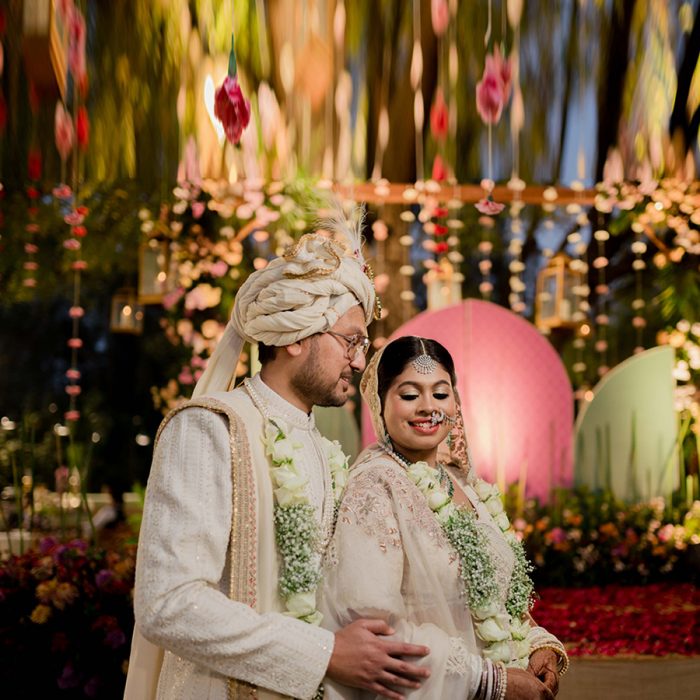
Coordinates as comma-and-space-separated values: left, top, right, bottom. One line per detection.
412, 338, 437, 375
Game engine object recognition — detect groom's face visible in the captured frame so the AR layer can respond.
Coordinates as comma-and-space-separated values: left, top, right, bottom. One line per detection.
291, 305, 368, 408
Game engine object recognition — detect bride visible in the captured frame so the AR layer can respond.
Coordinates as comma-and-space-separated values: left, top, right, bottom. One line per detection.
321, 336, 567, 699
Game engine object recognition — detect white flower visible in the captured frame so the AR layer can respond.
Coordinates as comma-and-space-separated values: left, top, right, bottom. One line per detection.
510, 617, 531, 641
427, 489, 451, 511
435, 502, 457, 524
472, 600, 501, 621
285, 591, 317, 618
494, 512, 510, 531
482, 640, 512, 663
474, 479, 500, 502
269, 437, 299, 463
513, 639, 531, 660
485, 496, 504, 516
476, 615, 511, 643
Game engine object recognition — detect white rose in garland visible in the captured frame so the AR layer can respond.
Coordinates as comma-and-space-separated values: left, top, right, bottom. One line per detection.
404, 461, 534, 669
264, 419, 349, 625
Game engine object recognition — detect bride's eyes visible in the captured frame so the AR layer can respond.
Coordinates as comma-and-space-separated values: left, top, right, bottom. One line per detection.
399, 394, 420, 401
433, 392, 449, 400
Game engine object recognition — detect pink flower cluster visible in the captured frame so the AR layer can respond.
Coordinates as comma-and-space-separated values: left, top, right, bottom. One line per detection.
476, 46, 513, 125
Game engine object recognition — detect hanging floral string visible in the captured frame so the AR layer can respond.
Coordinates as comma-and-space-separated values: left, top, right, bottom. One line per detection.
475, 0, 513, 216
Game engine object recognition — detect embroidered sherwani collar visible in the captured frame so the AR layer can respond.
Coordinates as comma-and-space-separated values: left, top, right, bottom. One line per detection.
248, 373, 316, 431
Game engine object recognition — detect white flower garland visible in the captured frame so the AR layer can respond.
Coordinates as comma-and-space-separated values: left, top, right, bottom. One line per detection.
264, 418, 348, 625
404, 460, 534, 669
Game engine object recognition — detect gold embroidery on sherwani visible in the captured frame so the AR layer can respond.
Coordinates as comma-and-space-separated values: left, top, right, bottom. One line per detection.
156, 398, 258, 699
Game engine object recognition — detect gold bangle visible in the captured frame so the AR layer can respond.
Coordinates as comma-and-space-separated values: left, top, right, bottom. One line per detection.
529, 643, 570, 676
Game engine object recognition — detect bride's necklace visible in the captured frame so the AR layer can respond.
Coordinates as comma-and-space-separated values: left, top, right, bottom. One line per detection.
382, 442, 455, 498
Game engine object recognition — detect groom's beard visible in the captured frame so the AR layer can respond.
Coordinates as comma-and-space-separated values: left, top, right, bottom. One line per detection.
290, 339, 350, 408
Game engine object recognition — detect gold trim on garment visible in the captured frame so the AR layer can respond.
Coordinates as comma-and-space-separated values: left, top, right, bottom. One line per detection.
156, 398, 259, 699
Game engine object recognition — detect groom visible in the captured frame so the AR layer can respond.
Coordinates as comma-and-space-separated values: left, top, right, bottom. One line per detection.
125, 213, 430, 700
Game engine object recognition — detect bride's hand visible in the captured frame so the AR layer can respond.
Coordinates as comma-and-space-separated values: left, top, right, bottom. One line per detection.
527, 648, 560, 696
505, 667, 555, 700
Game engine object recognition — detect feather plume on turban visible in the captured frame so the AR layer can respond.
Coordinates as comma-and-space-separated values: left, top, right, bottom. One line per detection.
192, 205, 376, 397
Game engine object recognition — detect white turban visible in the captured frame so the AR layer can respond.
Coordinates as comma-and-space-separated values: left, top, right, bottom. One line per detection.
193, 210, 376, 397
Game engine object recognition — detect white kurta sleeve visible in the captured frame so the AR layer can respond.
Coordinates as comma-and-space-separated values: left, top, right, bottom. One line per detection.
323, 473, 483, 699
134, 407, 334, 699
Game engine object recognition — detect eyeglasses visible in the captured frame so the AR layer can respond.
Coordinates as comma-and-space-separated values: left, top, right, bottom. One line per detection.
325, 331, 371, 358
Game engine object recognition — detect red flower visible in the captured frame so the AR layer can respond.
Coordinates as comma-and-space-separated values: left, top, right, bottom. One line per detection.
28, 148, 42, 181
72, 225, 87, 237
434, 224, 449, 237
432, 154, 447, 181
26, 186, 40, 200
430, 88, 449, 141
434, 242, 449, 254
214, 74, 250, 145
76, 106, 89, 150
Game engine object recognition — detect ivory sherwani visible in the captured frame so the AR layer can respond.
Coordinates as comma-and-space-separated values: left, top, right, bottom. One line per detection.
128, 374, 335, 699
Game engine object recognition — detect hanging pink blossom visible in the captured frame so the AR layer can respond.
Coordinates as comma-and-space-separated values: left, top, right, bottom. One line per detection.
68, 7, 86, 85
55, 102, 74, 161
431, 0, 450, 36
476, 46, 513, 125
475, 65, 504, 124
490, 45, 513, 101
214, 74, 251, 145
430, 88, 449, 141
475, 197, 506, 215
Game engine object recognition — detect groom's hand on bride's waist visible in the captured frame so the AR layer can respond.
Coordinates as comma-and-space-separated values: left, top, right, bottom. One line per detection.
326, 618, 430, 699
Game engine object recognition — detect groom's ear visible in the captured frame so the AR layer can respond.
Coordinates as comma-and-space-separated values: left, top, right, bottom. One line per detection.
283, 341, 304, 358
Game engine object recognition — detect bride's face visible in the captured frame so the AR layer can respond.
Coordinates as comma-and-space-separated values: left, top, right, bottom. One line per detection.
382, 360, 456, 465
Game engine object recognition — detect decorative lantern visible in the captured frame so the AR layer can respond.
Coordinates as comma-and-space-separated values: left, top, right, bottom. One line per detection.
22, 0, 69, 99
110, 289, 144, 334
535, 253, 579, 331
138, 239, 174, 304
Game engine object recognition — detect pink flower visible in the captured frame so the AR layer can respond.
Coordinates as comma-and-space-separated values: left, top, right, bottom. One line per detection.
162, 287, 185, 310
430, 88, 449, 141
71, 260, 88, 271
69, 305, 84, 318
66, 368, 81, 380
214, 74, 250, 145
191, 201, 205, 219
23, 262, 38, 271
64, 211, 84, 226
23, 278, 37, 288
63, 238, 81, 250
68, 7, 86, 84
432, 154, 447, 181
54, 102, 74, 161
490, 45, 512, 101
476, 67, 504, 124
67, 338, 83, 349
431, 0, 450, 36
209, 260, 229, 278
53, 184, 73, 200
64, 410, 80, 422
65, 385, 81, 396
24, 243, 39, 254
25, 223, 40, 233
475, 198, 506, 215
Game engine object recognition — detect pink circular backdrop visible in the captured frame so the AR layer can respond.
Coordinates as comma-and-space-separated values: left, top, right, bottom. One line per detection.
362, 300, 574, 501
